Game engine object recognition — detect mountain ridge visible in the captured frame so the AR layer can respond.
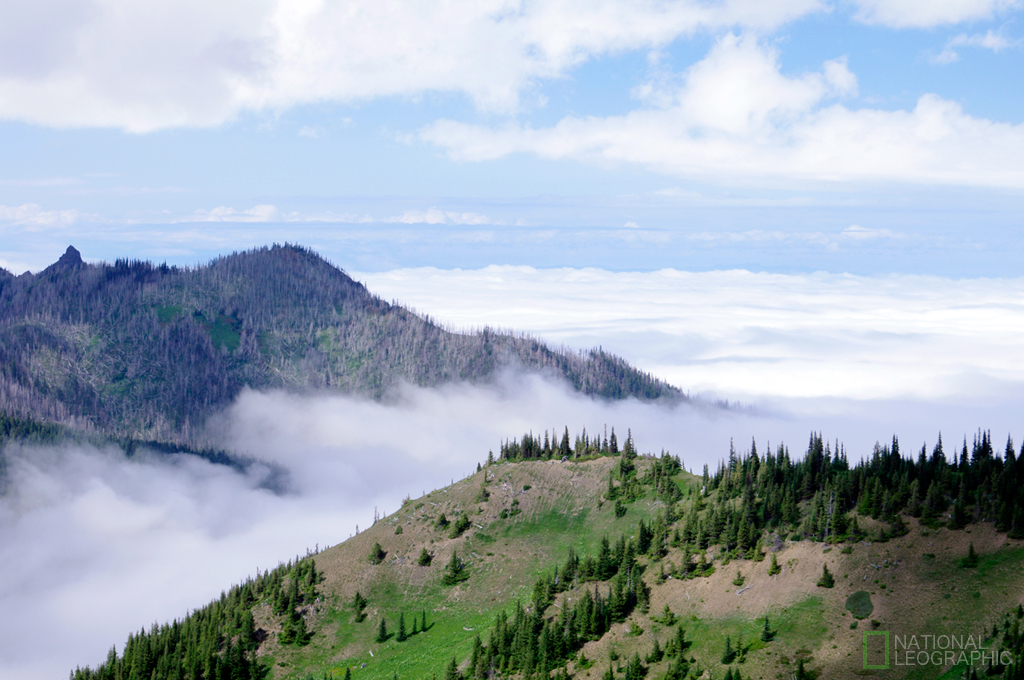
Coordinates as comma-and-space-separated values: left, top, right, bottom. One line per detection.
0, 244, 681, 445
67, 428, 1024, 680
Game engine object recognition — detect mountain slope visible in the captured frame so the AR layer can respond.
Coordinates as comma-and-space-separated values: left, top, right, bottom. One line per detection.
70, 430, 1024, 680
0, 245, 680, 443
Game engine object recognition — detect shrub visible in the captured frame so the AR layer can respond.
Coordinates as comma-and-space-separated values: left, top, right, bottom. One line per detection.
369, 542, 386, 565
816, 564, 835, 588
845, 591, 873, 619
450, 512, 472, 538
959, 543, 979, 568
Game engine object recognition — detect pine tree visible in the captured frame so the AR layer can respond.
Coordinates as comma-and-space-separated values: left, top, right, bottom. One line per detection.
768, 552, 781, 576
817, 564, 835, 588
353, 591, 368, 621
445, 656, 461, 680
960, 543, 980, 568
441, 550, 466, 585
721, 635, 735, 663
761, 615, 773, 642
418, 547, 433, 566
397, 612, 407, 642
376, 617, 389, 643
369, 542, 386, 564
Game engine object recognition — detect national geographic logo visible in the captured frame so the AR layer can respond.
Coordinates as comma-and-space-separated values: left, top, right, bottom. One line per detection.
862, 631, 1014, 670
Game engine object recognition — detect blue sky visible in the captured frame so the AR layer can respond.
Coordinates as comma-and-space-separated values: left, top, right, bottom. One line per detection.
1, 0, 1022, 275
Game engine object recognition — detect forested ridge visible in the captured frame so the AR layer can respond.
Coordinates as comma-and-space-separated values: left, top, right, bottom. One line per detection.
70, 425, 1024, 680
0, 244, 679, 444
0, 410, 256, 492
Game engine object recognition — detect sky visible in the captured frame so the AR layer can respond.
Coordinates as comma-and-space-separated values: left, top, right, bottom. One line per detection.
2, 2, 1024, 678
0, 0, 1022, 275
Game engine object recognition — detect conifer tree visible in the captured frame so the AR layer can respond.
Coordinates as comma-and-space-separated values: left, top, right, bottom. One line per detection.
441, 550, 466, 585
817, 564, 835, 588
369, 542, 386, 564
721, 635, 735, 663
376, 618, 389, 643
960, 543, 980, 568
768, 552, 781, 576
418, 547, 433, 566
397, 612, 407, 642
445, 656, 460, 680
761, 615, 773, 642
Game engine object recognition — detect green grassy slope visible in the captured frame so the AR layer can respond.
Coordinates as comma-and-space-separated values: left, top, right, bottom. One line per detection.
71, 447, 1024, 680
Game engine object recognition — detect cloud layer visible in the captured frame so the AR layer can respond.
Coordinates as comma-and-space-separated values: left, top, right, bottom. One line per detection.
357, 266, 1024, 401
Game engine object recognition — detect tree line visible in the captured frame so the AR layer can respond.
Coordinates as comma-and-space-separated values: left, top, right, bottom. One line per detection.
70, 556, 323, 680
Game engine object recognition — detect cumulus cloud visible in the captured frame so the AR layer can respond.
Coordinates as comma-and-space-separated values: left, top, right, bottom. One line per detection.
0, 0, 825, 132
851, 0, 1020, 28
421, 33, 1024, 188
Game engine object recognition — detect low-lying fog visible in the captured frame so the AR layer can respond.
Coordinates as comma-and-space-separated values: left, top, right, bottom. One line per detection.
2, 268, 1023, 679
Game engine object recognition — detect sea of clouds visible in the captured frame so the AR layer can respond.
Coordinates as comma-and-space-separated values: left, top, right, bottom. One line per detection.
2, 266, 1023, 679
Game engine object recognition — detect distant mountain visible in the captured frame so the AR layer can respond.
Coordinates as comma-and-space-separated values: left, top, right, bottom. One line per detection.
0, 244, 681, 443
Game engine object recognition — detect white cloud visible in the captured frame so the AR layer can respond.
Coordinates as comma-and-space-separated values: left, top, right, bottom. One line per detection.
851, 0, 1020, 28
177, 205, 376, 223
0, 0, 825, 132
0, 203, 86, 227
176, 205, 501, 225
421, 34, 1024, 188
356, 266, 1024, 402
185, 204, 281, 223
933, 29, 1022, 63
386, 207, 498, 225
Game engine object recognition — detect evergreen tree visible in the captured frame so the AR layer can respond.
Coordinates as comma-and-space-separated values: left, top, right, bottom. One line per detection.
369, 542, 386, 565
445, 656, 461, 680
376, 618, 389, 643
768, 552, 781, 576
960, 543, 980, 568
418, 547, 433, 566
761, 615, 773, 642
353, 591, 368, 622
721, 635, 735, 663
441, 550, 466, 585
817, 564, 835, 588
397, 612, 407, 642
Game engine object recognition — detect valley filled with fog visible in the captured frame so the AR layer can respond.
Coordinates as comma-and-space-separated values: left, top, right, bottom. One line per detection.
2, 267, 1023, 679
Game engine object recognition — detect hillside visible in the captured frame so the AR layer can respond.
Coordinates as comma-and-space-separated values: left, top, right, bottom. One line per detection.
70, 430, 1024, 680
0, 245, 679, 444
